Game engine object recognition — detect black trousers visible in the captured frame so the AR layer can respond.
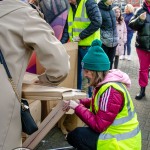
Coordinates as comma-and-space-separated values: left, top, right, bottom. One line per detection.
114, 55, 119, 69
67, 127, 99, 150
102, 44, 117, 69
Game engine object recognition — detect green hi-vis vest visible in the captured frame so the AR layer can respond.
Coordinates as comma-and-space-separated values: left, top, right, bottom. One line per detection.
68, 0, 100, 46
94, 82, 141, 150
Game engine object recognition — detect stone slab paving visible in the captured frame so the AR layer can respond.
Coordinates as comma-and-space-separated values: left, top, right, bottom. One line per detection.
35, 33, 150, 150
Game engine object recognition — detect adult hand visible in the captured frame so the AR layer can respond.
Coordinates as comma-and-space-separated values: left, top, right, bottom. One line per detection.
72, 36, 80, 42
139, 12, 146, 21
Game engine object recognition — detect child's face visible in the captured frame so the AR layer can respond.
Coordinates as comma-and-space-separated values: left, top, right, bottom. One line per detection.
83, 69, 93, 80
115, 9, 121, 19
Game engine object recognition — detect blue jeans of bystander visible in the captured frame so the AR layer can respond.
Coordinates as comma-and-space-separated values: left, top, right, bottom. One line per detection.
77, 46, 92, 97
124, 32, 134, 56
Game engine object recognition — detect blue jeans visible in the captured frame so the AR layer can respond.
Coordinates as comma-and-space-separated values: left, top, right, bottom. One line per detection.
77, 46, 92, 97
124, 32, 134, 55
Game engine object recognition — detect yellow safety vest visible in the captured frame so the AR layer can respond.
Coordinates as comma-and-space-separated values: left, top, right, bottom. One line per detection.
68, 0, 100, 46
93, 82, 141, 150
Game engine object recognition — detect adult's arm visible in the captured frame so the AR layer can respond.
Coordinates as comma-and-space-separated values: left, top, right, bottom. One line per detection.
129, 9, 145, 31
23, 8, 70, 86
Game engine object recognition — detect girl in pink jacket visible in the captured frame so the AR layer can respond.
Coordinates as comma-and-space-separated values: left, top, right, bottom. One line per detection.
63, 39, 141, 150
113, 6, 127, 69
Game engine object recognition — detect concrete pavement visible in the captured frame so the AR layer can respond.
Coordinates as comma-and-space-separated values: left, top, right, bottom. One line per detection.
35, 33, 150, 150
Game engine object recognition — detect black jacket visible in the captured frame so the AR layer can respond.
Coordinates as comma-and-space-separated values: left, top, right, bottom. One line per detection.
98, 1, 118, 47
129, 3, 150, 51
60, 0, 102, 44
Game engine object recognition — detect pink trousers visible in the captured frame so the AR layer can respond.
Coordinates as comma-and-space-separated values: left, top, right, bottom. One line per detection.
136, 48, 150, 87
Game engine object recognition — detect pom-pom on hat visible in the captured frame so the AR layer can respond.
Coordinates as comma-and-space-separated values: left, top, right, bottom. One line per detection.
82, 39, 110, 71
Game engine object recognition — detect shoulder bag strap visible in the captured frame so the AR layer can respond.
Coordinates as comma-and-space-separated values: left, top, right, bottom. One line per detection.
0, 49, 21, 104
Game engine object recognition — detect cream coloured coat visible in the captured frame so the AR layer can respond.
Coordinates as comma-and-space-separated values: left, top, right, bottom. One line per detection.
0, 0, 70, 149
115, 20, 127, 56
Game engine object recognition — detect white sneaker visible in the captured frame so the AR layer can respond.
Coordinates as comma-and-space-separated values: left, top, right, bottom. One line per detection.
127, 55, 131, 61
119, 55, 125, 60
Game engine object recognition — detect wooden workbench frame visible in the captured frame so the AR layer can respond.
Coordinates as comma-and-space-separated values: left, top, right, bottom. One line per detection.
22, 87, 86, 149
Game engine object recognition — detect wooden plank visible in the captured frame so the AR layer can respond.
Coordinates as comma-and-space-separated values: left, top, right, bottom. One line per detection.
23, 91, 87, 101
23, 101, 65, 149
22, 95, 62, 101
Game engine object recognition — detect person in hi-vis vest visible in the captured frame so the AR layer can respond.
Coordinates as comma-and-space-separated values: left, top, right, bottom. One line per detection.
61, 0, 102, 97
63, 40, 141, 150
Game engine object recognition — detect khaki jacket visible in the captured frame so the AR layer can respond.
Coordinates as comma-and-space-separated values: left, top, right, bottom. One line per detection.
0, 0, 70, 149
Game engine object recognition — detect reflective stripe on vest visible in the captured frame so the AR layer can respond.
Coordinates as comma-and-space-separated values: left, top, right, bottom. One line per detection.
68, 0, 100, 46
94, 82, 135, 125
112, 83, 135, 125
99, 125, 140, 141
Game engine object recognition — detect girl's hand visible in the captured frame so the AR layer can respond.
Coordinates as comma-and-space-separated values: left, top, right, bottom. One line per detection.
63, 100, 70, 112
63, 100, 79, 111
69, 100, 79, 109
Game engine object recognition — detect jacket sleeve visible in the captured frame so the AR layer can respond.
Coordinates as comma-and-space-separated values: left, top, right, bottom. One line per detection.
75, 87, 124, 133
23, 8, 70, 86
60, 19, 69, 44
80, 98, 91, 108
123, 21, 127, 43
128, 9, 145, 31
79, 0, 102, 39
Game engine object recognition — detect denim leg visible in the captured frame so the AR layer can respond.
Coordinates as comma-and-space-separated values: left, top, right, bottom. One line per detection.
77, 46, 90, 90
88, 85, 93, 98
127, 33, 133, 55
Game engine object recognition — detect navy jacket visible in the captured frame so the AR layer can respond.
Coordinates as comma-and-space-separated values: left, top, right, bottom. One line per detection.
123, 13, 134, 33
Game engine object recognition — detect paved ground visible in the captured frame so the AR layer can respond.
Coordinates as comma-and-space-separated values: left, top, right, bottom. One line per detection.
35, 33, 150, 150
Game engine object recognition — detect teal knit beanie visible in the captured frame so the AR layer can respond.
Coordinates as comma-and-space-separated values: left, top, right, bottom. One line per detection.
82, 39, 110, 71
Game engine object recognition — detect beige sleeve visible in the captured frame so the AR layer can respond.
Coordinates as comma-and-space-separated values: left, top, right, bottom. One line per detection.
23, 8, 70, 86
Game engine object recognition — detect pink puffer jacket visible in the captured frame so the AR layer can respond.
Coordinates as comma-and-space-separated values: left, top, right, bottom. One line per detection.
75, 69, 131, 133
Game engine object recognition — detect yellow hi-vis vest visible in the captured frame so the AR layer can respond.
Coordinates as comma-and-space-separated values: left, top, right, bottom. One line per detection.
68, 0, 100, 46
93, 82, 141, 150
